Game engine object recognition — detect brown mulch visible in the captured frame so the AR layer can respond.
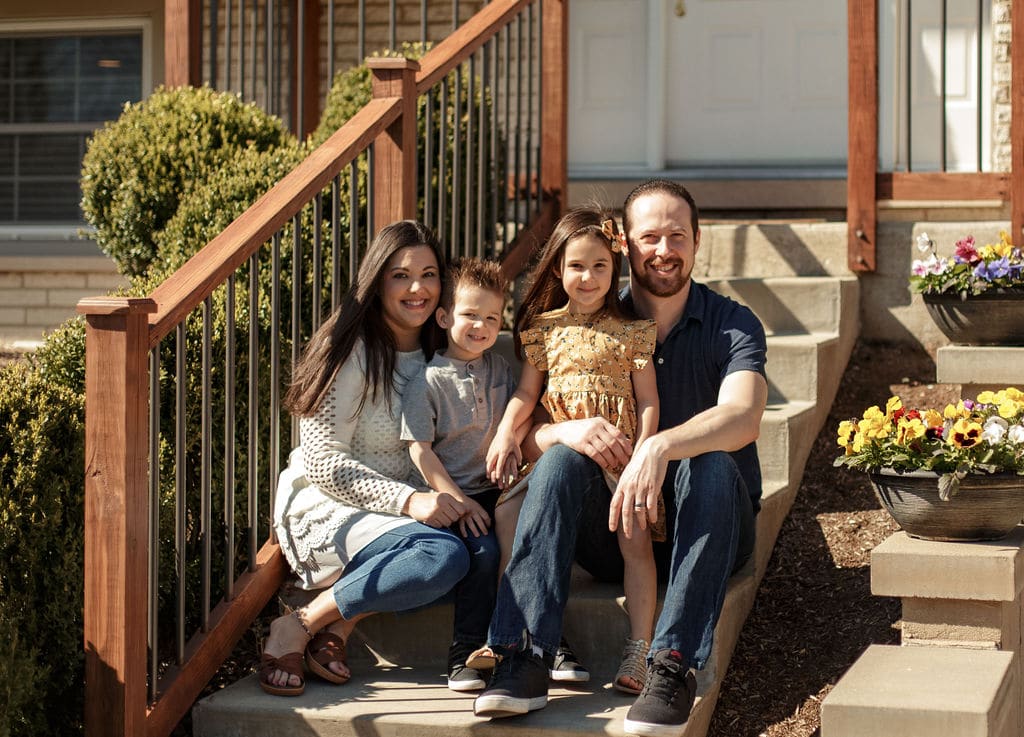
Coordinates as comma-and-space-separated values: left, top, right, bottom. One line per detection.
709, 339, 961, 737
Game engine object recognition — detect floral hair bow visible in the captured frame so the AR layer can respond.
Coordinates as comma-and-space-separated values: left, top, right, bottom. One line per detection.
600, 218, 628, 253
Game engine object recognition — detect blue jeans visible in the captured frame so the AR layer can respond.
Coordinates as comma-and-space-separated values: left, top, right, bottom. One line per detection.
488, 445, 755, 669
333, 520, 499, 644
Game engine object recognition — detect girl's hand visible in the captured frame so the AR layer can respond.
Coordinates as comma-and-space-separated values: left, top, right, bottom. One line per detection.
404, 491, 466, 528
609, 437, 667, 538
457, 496, 492, 538
486, 431, 523, 489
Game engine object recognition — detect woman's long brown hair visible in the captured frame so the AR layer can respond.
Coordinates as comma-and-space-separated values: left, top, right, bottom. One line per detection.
513, 206, 624, 358
285, 220, 445, 417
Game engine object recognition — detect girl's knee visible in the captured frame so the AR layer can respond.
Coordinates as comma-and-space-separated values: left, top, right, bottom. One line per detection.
424, 533, 470, 586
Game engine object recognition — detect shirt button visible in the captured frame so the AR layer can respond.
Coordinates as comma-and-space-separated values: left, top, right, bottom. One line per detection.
658, 357, 664, 365
467, 363, 474, 370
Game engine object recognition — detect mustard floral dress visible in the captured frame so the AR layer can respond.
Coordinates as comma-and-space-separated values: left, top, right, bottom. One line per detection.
518, 305, 665, 540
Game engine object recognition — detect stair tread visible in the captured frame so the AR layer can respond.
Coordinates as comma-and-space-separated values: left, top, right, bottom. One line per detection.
194, 668, 711, 737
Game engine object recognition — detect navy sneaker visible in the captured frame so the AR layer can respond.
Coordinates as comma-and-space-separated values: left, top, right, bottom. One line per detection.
473, 636, 548, 717
549, 636, 590, 683
447, 641, 490, 692
623, 649, 697, 737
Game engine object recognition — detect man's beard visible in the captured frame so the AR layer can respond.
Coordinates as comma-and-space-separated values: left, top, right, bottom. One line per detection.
633, 257, 689, 297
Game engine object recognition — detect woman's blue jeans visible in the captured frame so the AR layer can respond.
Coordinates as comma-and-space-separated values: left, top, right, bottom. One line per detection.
487, 444, 755, 670
333, 520, 499, 644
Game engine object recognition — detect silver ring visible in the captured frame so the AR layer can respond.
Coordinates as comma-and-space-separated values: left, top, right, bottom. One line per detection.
633, 503, 644, 509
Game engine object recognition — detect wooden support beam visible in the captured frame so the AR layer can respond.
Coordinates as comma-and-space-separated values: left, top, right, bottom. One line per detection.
165, 0, 201, 87
541, 0, 568, 218
877, 172, 1011, 201
368, 58, 420, 235
78, 297, 157, 737
847, 0, 878, 272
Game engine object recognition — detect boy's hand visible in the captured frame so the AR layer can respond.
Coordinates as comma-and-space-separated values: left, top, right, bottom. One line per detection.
486, 431, 523, 489
457, 496, 492, 538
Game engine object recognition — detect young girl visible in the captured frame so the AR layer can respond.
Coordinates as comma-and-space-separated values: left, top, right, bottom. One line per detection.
486, 206, 661, 695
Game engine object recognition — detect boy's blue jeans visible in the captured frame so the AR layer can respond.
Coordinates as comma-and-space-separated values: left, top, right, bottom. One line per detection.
487, 444, 756, 670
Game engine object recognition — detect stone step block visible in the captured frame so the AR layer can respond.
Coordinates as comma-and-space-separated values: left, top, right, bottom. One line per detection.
756, 400, 817, 487
821, 644, 1017, 737
936, 346, 1024, 398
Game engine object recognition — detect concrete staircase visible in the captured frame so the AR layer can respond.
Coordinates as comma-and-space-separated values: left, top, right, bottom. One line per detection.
192, 225, 860, 737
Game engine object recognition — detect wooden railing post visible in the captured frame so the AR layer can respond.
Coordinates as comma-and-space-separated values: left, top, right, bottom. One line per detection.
368, 58, 421, 234
77, 297, 157, 737
542, 0, 568, 219
847, 0, 878, 272
1013, 0, 1024, 242
165, 0, 201, 87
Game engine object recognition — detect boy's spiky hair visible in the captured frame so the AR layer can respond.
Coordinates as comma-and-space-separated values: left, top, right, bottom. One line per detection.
441, 257, 507, 310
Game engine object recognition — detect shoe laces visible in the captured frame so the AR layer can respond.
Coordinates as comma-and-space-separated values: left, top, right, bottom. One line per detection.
642, 655, 687, 705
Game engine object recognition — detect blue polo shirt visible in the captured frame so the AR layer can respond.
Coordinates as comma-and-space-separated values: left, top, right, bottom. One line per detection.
622, 281, 768, 512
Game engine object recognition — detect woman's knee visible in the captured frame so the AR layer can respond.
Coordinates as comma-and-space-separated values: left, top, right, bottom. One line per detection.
418, 531, 470, 588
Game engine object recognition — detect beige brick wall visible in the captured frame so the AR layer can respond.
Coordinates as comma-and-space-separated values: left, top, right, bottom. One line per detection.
0, 257, 128, 349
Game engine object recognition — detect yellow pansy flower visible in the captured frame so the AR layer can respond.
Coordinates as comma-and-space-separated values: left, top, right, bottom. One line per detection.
896, 417, 926, 445
949, 418, 983, 449
860, 406, 891, 439
923, 409, 944, 428
885, 396, 902, 418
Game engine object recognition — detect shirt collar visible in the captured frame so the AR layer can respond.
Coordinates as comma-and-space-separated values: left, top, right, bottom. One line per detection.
621, 281, 705, 338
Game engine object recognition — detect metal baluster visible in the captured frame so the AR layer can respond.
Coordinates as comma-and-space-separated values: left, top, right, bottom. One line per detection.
247, 253, 259, 567
514, 14, 523, 230
296, 0, 305, 135
209, 0, 219, 86
266, 0, 275, 113
224, 275, 236, 600
350, 161, 360, 284
148, 346, 160, 703
313, 194, 323, 333
453, 63, 463, 257
291, 213, 303, 447
175, 322, 186, 664
368, 148, 375, 238
425, 88, 435, 230
359, 0, 366, 63
502, 24, 511, 248
526, 3, 534, 215
270, 233, 281, 526
201, 296, 212, 631
328, 0, 335, 89
421, 0, 428, 43
490, 33, 500, 256
390, 0, 397, 49
226, 0, 233, 90
439, 78, 449, 246
240, 0, 246, 99
466, 55, 476, 258
331, 175, 342, 307
536, 1, 544, 202
476, 46, 487, 259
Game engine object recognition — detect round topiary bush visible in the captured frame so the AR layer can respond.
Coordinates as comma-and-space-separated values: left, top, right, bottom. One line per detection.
81, 86, 296, 279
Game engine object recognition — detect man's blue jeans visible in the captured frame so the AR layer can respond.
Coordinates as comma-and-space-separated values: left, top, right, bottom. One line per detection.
333, 521, 500, 644
487, 445, 756, 670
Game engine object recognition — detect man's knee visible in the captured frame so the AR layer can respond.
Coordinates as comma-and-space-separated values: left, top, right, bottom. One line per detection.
673, 451, 741, 501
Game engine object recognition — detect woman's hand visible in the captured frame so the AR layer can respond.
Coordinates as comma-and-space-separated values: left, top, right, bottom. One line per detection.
403, 491, 466, 528
457, 496, 492, 538
486, 430, 523, 490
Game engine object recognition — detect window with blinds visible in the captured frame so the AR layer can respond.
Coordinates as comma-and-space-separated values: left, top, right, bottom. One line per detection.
0, 31, 143, 224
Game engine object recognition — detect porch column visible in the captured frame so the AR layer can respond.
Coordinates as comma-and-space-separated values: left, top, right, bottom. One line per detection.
165, 0, 201, 87
541, 0, 568, 218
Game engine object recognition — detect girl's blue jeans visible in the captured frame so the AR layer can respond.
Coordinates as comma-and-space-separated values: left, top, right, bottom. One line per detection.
487, 444, 755, 670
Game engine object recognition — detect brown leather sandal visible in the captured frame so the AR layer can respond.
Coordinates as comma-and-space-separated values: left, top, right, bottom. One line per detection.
305, 631, 350, 684
258, 651, 305, 696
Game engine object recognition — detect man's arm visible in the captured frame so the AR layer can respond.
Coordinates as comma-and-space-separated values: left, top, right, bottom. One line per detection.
612, 369, 768, 538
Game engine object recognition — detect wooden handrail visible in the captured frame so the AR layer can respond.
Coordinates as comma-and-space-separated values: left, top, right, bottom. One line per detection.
146, 96, 401, 345
415, 0, 535, 94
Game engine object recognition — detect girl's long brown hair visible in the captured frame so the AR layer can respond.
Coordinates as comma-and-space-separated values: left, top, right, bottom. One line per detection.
514, 206, 625, 358
286, 220, 445, 417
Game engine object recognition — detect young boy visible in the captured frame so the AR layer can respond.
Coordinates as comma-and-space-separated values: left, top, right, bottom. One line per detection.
400, 257, 517, 693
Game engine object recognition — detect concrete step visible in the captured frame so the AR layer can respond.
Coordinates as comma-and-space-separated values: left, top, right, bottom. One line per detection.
756, 400, 817, 488
936, 346, 1024, 398
703, 276, 858, 337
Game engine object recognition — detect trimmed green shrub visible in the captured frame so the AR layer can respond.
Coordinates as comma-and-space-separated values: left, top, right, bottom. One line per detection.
0, 361, 86, 737
81, 86, 296, 278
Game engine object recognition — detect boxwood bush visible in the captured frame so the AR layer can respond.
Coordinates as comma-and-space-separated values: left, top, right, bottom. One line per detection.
81, 86, 295, 278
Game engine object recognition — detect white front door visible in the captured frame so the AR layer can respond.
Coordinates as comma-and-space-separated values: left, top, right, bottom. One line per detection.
568, 0, 849, 170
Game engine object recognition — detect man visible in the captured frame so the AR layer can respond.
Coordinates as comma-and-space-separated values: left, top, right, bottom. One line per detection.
473, 180, 768, 737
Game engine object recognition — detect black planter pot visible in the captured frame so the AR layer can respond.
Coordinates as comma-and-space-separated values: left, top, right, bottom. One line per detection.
923, 289, 1024, 346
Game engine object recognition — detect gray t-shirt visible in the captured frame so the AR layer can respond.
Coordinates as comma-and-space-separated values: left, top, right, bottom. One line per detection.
400, 351, 517, 495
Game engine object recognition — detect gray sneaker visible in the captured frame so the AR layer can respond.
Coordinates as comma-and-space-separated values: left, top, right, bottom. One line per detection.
623, 649, 696, 737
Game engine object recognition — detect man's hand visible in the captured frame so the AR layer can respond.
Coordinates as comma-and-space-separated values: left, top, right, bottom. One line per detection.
610, 437, 667, 539
404, 491, 466, 528
538, 416, 633, 471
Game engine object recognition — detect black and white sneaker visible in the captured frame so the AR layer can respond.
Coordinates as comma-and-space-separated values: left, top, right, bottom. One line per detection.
473, 636, 549, 717
447, 641, 491, 692
549, 637, 590, 683
623, 649, 697, 737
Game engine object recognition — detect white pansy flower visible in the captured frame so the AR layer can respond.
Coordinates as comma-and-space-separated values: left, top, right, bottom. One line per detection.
1008, 424, 1024, 444
982, 415, 1007, 443
916, 232, 933, 253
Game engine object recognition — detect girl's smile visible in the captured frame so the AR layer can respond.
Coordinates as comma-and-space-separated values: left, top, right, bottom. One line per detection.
557, 234, 615, 315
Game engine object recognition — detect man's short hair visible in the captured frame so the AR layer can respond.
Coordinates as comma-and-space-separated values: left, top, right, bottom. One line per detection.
622, 179, 700, 238
441, 257, 507, 311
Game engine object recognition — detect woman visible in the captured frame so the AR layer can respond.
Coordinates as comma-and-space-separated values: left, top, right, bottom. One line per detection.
261, 220, 499, 696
